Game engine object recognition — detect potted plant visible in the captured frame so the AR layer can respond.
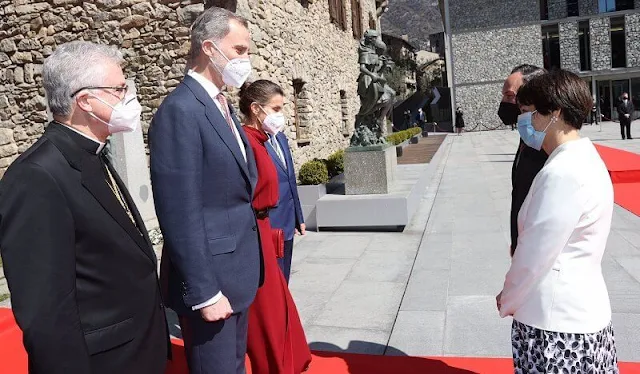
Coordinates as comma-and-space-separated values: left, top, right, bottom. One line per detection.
297, 159, 329, 230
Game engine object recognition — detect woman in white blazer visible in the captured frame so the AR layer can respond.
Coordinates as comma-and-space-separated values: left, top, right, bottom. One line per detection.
496, 69, 618, 373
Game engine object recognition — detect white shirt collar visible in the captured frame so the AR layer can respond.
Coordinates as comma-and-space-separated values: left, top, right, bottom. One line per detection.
187, 70, 222, 100
64, 124, 106, 155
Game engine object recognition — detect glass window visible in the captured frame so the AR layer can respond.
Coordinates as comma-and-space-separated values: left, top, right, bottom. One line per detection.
631, 78, 640, 119
579, 21, 591, 71
542, 25, 561, 70
567, 0, 579, 17
599, 0, 634, 12
611, 17, 626, 68
540, 0, 549, 20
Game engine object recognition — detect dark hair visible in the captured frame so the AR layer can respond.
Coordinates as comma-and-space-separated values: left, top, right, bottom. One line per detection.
516, 69, 592, 130
511, 64, 546, 85
239, 80, 285, 119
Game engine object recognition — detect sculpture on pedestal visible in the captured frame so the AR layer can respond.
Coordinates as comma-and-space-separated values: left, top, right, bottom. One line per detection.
351, 29, 396, 147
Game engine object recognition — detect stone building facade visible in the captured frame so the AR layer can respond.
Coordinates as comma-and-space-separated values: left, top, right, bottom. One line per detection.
0, 0, 383, 176
442, 0, 640, 130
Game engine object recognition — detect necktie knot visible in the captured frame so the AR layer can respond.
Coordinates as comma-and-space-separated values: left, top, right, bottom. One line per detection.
216, 93, 234, 131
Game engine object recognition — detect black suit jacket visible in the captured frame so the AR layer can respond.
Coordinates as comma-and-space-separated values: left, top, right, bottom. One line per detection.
0, 122, 168, 374
617, 100, 634, 124
510, 139, 548, 256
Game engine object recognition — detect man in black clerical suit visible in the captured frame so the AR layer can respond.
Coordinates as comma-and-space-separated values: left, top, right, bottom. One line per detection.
0, 41, 168, 374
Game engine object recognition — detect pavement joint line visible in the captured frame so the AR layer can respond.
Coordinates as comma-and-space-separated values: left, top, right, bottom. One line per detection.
383, 135, 453, 355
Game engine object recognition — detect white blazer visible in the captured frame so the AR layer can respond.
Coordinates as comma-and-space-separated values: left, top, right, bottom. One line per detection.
499, 138, 614, 334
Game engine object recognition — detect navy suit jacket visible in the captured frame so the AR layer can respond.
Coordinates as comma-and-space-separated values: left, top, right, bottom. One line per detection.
149, 75, 262, 315
266, 132, 304, 241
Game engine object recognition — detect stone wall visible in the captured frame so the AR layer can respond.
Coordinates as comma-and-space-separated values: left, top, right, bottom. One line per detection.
626, 13, 640, 68
548, 0, 567, 20
448, 0, 539, 32
452, 25, 542, 85
580, 0, 599, 17
451, 24, 542, 129
590, 17, 612, 71
0, 0, 377, 175
559, 22, 580, 72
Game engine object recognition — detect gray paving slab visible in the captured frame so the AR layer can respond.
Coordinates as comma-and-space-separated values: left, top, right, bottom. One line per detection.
346, 250, 416, 283
400, 269, 449, 312
305, 326, 391, 355
387, 311, 446, 356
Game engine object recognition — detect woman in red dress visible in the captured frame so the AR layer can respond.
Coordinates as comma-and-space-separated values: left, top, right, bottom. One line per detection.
239, 80, 311, 374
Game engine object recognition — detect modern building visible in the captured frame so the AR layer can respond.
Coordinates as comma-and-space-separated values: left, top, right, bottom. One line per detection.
441, 0, 640, 130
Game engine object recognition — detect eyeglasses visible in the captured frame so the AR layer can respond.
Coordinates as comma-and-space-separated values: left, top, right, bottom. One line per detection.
70, 85, 129, 100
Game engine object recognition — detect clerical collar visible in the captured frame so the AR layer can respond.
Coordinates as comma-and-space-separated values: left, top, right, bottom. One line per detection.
52, 121, 106, 155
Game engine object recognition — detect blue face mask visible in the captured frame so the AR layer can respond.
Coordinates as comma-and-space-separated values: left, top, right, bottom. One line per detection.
517, 110, 554, 151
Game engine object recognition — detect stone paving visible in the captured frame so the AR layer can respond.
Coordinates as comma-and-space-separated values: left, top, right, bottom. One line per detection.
291, 123, 640, 361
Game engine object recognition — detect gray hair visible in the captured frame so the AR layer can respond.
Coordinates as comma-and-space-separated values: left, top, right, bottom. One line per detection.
189, 7, 249, 63
510, 64, 546, 85
43, 41, 124, 117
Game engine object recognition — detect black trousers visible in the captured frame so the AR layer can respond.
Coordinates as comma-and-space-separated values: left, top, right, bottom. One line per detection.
620, 120, 632, 139
277, 239, 294, 284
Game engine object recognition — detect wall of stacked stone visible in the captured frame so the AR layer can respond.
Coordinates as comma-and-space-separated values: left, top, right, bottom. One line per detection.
548, 0, 567, 20
579, 0, 598, 17
449, 0, 538, 32
451, 24, 542, 129
0, 0, 377, 176
590, 17, 612, 71
559, 22, 580, 72
626, 13, 640, 68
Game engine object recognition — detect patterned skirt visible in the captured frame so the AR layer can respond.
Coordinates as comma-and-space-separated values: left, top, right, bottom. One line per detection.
511, 320, 619, 373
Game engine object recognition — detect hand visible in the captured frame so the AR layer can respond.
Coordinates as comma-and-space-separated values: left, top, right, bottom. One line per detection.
625, 114, 630, 118
296, 223, 306, 236
495, 291, 502, 312
200, 296, 233, 322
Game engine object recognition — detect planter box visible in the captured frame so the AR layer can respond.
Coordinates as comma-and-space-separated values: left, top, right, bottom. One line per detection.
297, 184, 327, 231
344, 144, 397, 195
410, 135, 419, 144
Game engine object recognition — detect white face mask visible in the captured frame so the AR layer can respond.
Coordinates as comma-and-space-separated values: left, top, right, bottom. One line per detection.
209, 41, 252, 88
260, 107, 286, 136
88, 93, 141, 134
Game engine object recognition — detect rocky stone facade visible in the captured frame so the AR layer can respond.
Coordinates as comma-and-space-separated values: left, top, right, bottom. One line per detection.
626, 13, 640, 67
559, 22, 580, 72
451, 23, 542, 129
590, 17, 612, 71
0, 0, 378, 175
449, 0, 538, 32
580, 0, 599, 17
548, 0, 567, 20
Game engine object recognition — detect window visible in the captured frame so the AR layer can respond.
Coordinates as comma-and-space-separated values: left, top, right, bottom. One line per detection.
340, 90, 349, 135
611, 17, 626, 68
567, 0, 579, 16
579, 21, 591, 71
599, 0, 634, 12
542, 25, 561, 70
351, 0, 364, 39
293, 79, 310, 143
328, 0, 348, 31
540, 0, 549, 20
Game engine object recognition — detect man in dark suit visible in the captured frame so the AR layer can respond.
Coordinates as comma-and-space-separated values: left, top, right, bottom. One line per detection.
617, 92, 634, 140
149, 7, 261, 374
266, 132, 305, 283
498, 64, 547, 257
0, 41, 168, 374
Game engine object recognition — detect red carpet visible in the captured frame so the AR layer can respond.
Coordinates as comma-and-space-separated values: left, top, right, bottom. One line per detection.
595, 144, 640, 216
1, 309, 638, 374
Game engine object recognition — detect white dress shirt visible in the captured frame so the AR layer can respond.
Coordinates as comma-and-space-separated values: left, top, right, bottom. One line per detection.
499, 137, 614, 334
187, 70, 247, 162
186, 70, 247, 310
268, 134, 287, 169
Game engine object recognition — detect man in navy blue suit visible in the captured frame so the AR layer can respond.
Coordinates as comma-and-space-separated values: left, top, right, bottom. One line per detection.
266, 132, 305, 283
149, 7, 261, 374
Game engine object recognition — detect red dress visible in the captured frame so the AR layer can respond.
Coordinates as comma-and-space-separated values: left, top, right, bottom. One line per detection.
243, 126, 312, 374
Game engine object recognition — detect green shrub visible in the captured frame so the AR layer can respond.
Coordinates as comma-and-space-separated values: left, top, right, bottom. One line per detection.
298, 159, 329, 185
385, 128, 421, 145
327, 149, 345, 178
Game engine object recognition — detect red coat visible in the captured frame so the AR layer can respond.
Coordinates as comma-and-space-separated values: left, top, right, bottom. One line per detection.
243, 126, 311, 374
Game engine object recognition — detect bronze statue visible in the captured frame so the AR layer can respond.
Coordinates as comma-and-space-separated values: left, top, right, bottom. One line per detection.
351, 29, 396, 147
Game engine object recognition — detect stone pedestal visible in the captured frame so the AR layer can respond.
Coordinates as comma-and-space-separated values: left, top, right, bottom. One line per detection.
344, 144, 397, 195
107, 125, 158, 230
